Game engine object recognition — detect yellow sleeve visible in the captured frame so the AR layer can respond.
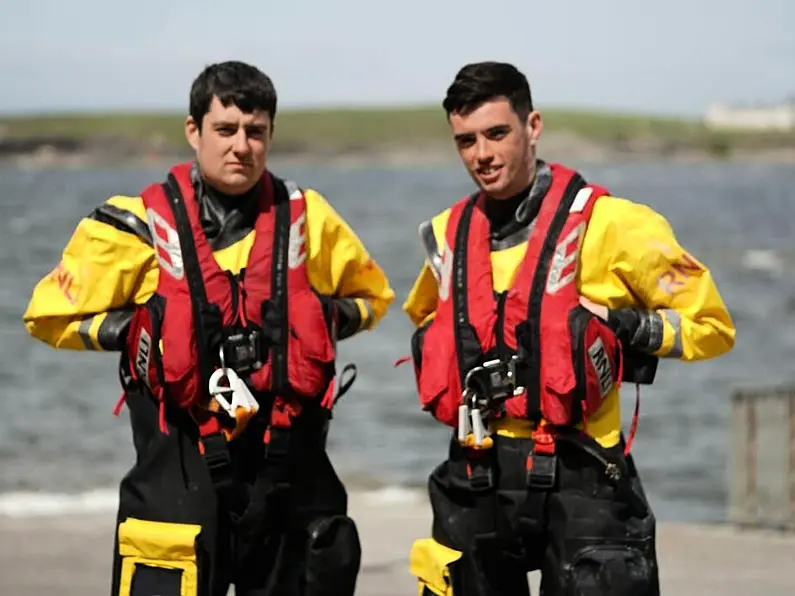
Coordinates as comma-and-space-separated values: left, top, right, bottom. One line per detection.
22, 195, 158, 350
593, 196, 736, 361
403, 263, 439, 327
402, 209, 452, 328
303, 188, 395, 333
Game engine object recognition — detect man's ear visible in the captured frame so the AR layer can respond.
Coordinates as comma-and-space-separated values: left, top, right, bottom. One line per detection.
185, 115, 200, 151
527, 110, 543, 146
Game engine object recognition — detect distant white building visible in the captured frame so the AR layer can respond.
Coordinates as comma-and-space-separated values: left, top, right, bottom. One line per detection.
704, 100, 795, 132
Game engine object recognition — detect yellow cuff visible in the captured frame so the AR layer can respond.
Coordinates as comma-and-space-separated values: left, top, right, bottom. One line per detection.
354, 298, 372, 330
86, 312, 106, 350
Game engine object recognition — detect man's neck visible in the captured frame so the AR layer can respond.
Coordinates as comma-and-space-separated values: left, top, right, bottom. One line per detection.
485, 160, 537, 202
483, 159, 551, 241
484, 183, 534, 232
195, 172, 262, 250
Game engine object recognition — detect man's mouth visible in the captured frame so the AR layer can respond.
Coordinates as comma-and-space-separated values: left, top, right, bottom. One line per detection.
478, 165, 502, 181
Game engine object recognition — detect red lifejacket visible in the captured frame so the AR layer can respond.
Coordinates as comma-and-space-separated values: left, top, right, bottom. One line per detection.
412, 163, 623, 431
123, 162, 336, 440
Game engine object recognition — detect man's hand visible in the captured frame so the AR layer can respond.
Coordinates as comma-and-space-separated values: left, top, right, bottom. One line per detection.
580, 296, 661, 353
579, 296, 608, 321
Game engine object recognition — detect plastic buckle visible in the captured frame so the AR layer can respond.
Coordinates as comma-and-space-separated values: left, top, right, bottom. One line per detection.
208, 366, 259, 419
464, 357, 526, 405
527, 452, 557, 490
264, 426, 291, 460
221, 330, 263, 375
201, 433, 234, 492
468, 463, 495, 492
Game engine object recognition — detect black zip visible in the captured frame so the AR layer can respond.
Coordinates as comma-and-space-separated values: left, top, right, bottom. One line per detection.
495, 291, 508, 358
225, 270, 239, 323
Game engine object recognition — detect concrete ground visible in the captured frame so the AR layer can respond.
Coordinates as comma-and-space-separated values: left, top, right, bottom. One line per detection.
1, 490, 794, 595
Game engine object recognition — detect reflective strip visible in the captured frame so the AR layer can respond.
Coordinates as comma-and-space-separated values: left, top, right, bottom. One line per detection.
78, 316, 97, 350
419, 220, 443, 281
661, 309, 683, 358
285, 180, 303, 201
569, 187, 594, 213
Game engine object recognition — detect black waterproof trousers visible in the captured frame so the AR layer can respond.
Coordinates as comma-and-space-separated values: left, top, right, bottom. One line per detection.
411, 431, 659, 596
110, 387, 361, 596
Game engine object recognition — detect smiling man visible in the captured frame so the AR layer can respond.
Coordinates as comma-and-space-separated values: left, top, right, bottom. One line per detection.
23, 61, 394, 596
403, 61, 735, 595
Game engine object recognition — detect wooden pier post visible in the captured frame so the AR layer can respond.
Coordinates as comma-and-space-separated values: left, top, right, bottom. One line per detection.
729, 386, 795, 531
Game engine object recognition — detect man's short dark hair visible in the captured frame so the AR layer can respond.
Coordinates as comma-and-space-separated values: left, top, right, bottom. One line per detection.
442, 61, 533, 121
189, 61, 277, 129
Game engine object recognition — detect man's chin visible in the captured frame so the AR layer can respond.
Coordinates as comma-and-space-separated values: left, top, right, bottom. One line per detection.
218, 174, 259, 195
480, 180, 512, 200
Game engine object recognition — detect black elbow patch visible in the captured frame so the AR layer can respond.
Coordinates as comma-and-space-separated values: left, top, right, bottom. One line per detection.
89, 204, 152, 245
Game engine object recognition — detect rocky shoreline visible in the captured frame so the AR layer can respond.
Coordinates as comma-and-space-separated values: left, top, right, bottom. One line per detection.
2, 131, 795, 169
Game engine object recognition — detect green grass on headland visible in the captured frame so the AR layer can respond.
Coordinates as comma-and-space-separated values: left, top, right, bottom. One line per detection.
0, 105, 792, 158
0, 105, 701, 147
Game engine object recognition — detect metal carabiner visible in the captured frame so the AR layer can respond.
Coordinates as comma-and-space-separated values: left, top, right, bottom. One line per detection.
463, 365, 485, 394
457, 389, 474, 444
457, 387, 494, 450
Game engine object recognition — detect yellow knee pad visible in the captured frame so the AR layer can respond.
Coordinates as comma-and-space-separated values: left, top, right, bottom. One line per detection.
116, 518, 201, 596
409, 537, 463, 596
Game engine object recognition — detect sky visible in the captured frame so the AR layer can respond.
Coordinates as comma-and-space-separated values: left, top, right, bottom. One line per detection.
1, 0, 793, 117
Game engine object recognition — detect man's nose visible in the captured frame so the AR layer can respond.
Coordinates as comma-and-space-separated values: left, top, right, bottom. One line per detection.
474, 137, 493, 163
232, 130, 250, 155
